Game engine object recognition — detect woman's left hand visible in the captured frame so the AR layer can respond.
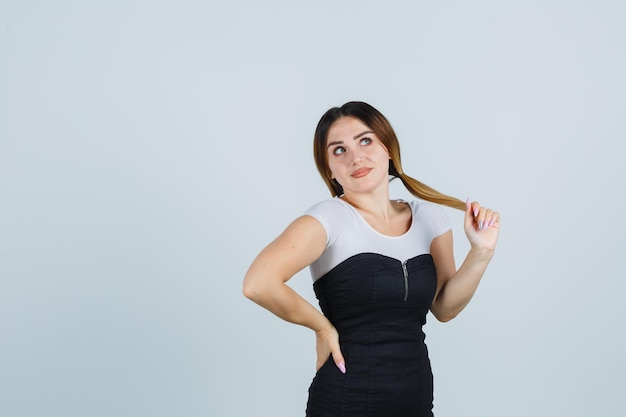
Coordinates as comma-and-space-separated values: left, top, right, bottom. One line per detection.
464, 199, 500, 252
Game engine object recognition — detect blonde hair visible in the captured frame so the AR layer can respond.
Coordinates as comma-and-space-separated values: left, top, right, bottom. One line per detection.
313, 101, 465, 211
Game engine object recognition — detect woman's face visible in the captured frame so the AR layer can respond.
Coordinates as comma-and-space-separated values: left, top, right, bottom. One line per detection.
326, 117, 390, 196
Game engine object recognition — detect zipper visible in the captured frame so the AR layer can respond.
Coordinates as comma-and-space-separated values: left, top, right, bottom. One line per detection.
402, 261, 409, 301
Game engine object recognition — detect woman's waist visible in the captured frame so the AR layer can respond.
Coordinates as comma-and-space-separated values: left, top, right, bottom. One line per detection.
337, 325, 426, 344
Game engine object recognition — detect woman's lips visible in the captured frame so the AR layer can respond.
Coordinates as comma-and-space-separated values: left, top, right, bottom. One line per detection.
351, 167, 372, 178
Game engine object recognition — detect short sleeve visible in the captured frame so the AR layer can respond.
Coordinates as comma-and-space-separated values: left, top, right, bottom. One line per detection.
303, 198, 348, 248
432, 204, 451, 237
413, 200, 451, 239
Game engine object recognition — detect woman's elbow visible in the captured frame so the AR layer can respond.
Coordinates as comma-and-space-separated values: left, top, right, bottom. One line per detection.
431, 308, 458, 323
436, 314, 456, 323
242, 281, 257, 301
243, 272, 277, 305
242, 274, 263, 302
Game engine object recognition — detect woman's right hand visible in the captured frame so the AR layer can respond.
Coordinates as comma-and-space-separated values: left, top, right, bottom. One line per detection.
315, 324, 346, 374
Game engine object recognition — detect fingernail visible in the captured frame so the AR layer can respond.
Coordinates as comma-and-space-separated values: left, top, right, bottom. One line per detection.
466, 197, 470, 208
338, 362, 346, 374
489, 218, 495, 227
478, 221, 483, 230
473, 207, 479, 217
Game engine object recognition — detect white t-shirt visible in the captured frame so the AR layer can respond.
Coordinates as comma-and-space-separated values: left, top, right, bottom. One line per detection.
304, 197, 451, 282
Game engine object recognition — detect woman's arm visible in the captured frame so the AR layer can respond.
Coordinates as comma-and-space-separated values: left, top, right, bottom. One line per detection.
243, 215, 346, 373
429, 200, 500, 322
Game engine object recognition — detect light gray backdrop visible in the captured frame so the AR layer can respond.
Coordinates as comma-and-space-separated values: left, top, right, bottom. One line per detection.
1, 1, 624, 416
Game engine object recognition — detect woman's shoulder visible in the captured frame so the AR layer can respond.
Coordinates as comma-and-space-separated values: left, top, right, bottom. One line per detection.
304, 197, 352, 247
406, 198, 446, 212
304, 196, 350, 216
406, 199, 451, 235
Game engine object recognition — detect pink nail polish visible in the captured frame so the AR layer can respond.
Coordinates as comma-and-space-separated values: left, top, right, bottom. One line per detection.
473, 208, 479, 217
338, 362, 346, 374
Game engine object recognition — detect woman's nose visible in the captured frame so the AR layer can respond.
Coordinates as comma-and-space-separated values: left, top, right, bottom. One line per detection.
350, 149, 364, 164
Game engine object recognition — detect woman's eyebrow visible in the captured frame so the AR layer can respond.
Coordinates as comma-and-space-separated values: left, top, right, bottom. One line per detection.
354, 130, 374, 139
327, 131, 374, 149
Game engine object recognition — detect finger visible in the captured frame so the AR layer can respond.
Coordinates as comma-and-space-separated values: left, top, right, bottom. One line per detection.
331, 349, 346, 374
481, 209, 494, 230
487, 211, 500, 228
316, 356, 327, 371
484, 209, 495, 229
471, 201, 480, 218
465, 198, 475, 229
466, 199, 483, 230
476, 207, 485, 230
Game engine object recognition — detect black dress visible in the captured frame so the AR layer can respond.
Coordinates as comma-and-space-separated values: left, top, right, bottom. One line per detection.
306, 252, 438, 417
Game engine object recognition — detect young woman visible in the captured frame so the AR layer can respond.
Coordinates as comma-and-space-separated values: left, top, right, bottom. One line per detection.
243, 101, 500, 416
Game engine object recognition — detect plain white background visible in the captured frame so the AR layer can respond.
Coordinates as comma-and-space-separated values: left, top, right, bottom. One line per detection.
1, 1, 624, 416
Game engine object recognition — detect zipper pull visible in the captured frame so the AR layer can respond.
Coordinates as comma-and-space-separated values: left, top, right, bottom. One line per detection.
402, 261, 408, 301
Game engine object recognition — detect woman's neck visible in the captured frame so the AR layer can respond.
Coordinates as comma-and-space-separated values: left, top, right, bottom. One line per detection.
341, 188, 396, 222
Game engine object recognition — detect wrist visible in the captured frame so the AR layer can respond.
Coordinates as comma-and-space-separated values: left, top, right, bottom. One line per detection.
468, 246, 495, 262
312, 317, 334, 334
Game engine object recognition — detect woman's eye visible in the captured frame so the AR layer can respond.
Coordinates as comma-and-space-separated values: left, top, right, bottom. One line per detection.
360, 137, 372, 146
333, 147, 346, 155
